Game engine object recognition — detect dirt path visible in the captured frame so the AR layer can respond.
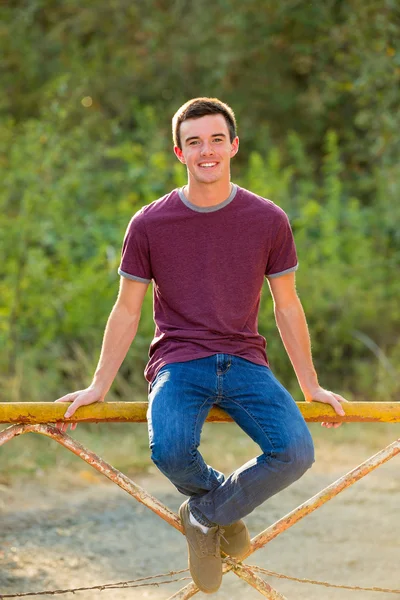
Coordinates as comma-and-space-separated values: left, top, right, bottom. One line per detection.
1, 441, 399, 600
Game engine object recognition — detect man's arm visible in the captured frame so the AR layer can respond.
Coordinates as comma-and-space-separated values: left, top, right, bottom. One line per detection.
267, 272, 347, 427
55, 277, 149, 431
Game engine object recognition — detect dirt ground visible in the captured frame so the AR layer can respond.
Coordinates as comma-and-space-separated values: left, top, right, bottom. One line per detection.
1, 437, 399, 600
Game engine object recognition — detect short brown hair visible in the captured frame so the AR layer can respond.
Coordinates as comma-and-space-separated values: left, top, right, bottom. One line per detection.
172, 97, 237, 149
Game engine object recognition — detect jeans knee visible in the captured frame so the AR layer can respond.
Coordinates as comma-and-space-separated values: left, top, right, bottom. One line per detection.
276, 432, 315, 476
298, 436, 315, 473
150, 442, 195, 481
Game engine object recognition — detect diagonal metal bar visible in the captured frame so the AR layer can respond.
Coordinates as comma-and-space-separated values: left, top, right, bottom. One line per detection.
229, 561, 288, 599
169, 439, 400, 598
0, 423, 28, 446
165, 557, 288, 600
248, 438, 400, 555
166, 562, 288, 600
166, 582, 199, 599
0, 423, 182, 533
1, 420, 399, 599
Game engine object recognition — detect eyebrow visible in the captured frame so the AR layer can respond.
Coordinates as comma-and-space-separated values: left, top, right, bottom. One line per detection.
184, 133, 227, 143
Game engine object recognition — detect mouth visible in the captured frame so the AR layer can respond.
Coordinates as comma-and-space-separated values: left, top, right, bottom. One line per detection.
198, 161, 219, 169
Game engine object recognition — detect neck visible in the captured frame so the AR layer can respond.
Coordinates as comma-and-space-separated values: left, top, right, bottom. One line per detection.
184, 178, 232, 207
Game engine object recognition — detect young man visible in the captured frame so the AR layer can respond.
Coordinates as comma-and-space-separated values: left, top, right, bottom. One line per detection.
56, 98, 347, 594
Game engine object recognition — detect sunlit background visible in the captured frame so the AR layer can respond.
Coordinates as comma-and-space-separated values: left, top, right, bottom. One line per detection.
1, 1, 399, 405
1, 6, 400, 599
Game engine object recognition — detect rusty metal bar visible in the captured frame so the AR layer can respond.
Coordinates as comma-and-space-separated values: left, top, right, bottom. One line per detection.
169, 438, 400, 598
1, 401, 400, 424
0, 423, 182, 533
229, 561, 288, 599
1, 409, 399, 600
0, 423, 28, 446
166, 582, 199, 599
167, 561, 288, 600
165, 557, 289, 600
249, 438, 400, 555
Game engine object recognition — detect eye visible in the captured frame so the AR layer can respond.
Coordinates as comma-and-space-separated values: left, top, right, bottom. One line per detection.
213, 137, 223, 143
189, 140, 199, 146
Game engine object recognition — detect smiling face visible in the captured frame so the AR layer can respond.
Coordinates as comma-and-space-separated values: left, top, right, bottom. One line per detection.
174, 114, 239, 186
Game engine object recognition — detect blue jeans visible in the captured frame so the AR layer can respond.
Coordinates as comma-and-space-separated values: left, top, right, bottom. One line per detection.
147, 354, 314, 527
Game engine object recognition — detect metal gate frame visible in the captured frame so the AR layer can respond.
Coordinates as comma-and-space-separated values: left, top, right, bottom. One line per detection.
1, 401, 399, 599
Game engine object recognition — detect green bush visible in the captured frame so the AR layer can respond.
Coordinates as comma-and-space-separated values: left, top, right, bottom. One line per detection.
1, 105, 399, 403
238, 131, 400, 400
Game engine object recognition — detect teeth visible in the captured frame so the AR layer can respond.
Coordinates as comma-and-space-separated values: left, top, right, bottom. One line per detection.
199, 163, 217, 167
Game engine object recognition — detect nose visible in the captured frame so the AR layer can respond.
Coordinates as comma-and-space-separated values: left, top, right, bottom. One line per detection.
200, 142, 215, 156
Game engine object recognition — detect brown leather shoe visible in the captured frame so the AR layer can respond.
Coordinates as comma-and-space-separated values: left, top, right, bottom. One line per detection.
179, 500, 223, 594
220, 520, 251, 559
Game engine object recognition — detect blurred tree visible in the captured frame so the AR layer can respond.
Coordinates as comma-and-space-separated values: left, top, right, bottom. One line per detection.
0, 1, 399, 403
1, 0, 399, 197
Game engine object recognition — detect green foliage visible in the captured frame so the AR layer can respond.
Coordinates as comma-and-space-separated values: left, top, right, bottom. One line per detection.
244, 132, 400, 400
0, 92, 175, 400
2, 0, 399, 197
0, 3, 399, 404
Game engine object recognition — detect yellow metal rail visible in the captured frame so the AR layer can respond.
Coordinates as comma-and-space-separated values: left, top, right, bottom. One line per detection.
0, 400, 399, 424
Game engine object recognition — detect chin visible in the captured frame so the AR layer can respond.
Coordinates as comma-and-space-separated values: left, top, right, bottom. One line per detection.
195, 173, 221, 184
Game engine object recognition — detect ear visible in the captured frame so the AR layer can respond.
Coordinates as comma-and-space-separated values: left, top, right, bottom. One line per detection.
230, 136, 239, 158
174, 145, 186, 164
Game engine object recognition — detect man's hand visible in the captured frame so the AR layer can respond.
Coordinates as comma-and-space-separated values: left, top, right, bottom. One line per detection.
307, 387, 348, 429
54, 387, 105, 433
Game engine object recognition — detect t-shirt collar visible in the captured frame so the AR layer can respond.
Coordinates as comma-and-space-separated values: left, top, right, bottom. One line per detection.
178, 184, 238, 213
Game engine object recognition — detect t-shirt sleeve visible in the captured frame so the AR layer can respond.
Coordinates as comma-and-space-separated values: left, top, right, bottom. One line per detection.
118, 211, 153, 283
265, 210, 298, 279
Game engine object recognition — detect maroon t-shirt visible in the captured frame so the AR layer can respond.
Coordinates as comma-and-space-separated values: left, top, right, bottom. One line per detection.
119, 185, 298, 383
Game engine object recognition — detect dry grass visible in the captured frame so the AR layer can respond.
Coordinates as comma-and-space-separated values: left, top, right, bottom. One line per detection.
1, 418, 398, 487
